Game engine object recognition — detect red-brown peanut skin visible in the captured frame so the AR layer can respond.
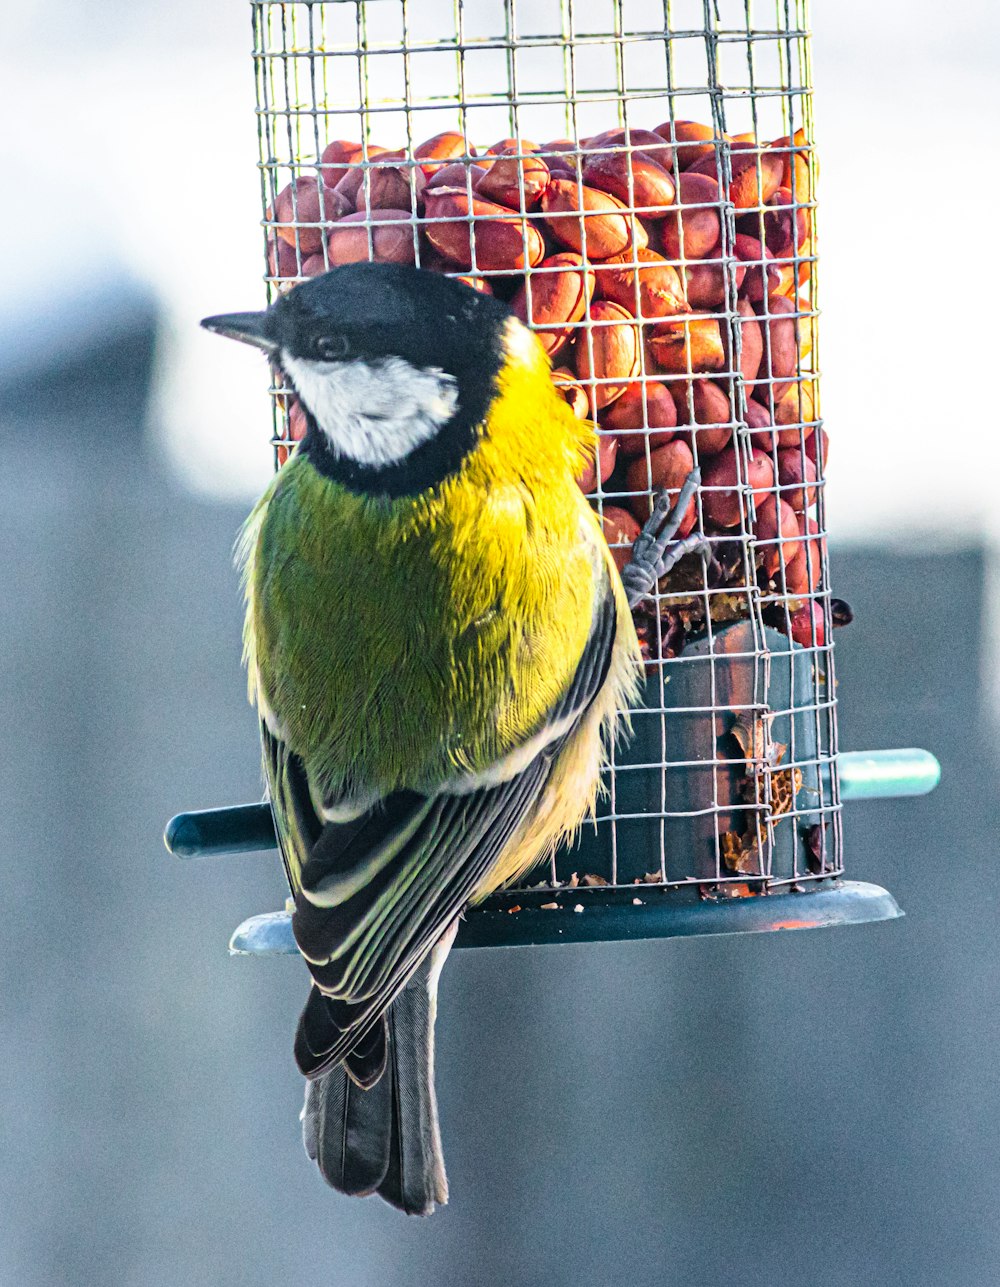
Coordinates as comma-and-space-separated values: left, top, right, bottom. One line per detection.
797, 514, 828, 589
476, 150, 550, 209
511, 253, 595, 358
756, 187, 810, 261
600, 506, 642, 575
806, 426, 830, 470
593, 249, 685, 321
541, 179, 648, 259
356, 161, 426, 214
545, 153, 584, 180
330, 148, 392, 206
648, 314, 725, 375
683, 245, 747, 309
301, 252, 328, 277
601, 381, 678, 457
537, 141, 585, 179
625, 439, 697, 529
656, 120, 725, 169
754, 423, 813, 451
783, 601, 825, 648
771, 130, 813, 206
728, 150, 785, 209
771, 379, 817, 430
288, 400, 308, 443
659, 173, 722, 261
754, 294, 799, 401
274, 177, 341, 254
745, 398, 772, 428
701, 446, 774, 528
670, 379, 732, 456
681, 154, 723, 180
745, 397, 779, 453
422, 189, 545, 270
755, 496, 802, 577
318, 140, 366, 189
784, 528, 823, 595
734, 234, 781, 302
551, 367, 590, 419
588, 127, 675, 167
776, 448, 818, 512
720, 298, 763, 384
326, 210, 418, 266
751, 387, 815, 449
482, 138, 540, 160
581, 150, 675, 215
414, 132, 472, 174
576, 432, 619, 493
268, 234, 302, 281
573, 299, 640, 408
426, 162, 488, 192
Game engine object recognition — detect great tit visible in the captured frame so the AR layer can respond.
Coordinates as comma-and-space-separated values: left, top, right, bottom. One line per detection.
202, 262, 690, 1215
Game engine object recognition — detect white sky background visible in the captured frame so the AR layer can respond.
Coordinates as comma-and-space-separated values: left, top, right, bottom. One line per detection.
2, 0, 998, 543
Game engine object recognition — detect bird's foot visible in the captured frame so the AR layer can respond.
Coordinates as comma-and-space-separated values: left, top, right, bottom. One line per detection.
620, 469, 713, 609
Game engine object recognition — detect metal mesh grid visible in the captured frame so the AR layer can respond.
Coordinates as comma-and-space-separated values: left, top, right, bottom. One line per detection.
249, 0, 841, 903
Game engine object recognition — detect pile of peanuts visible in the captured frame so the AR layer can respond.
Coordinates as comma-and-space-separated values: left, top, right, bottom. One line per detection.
266, 120, 826, 648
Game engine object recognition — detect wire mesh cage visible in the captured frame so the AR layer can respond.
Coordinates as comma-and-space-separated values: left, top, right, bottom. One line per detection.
256, 0, 834, 908
164, 0, 941, 946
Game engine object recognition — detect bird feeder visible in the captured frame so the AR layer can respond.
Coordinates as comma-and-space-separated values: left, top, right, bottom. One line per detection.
166, 0, 939, 949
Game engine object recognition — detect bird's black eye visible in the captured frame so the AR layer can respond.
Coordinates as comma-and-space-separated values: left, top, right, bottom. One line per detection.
316, 334, 350, 359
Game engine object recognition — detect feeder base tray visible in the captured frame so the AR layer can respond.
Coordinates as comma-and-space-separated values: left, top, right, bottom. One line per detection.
229, 879, 902, 955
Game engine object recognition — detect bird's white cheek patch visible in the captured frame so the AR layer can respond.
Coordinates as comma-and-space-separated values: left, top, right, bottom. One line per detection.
282, 353, 459, 467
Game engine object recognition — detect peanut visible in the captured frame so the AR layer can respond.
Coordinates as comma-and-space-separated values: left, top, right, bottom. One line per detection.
573, 299, 641, 408
594, 248, 686, 321
648, 313, 725, 375
659, 173, 722, 261
601, 380, 678, 456
511, 252, 595, 358
625, 439, 697, 529
326, 209, 418, 265
422, 189, 545, 270
541, 178, 648, 259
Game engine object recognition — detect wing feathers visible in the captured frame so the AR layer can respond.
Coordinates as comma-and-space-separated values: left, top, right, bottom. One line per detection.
273, 568, 620, 1080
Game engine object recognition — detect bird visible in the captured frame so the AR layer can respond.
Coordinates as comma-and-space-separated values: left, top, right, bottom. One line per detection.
201, 262, 698, 1215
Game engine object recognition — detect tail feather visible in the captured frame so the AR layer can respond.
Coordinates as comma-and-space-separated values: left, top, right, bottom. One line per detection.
299, 928, 455, 1215
344, 1019, 388, 1090
376, 962, 448, 1214
301, 1060, 393, 1196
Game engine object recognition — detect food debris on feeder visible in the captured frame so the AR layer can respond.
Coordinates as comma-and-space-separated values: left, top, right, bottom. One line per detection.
802, 822, 830, 874
720, 711, 804, 874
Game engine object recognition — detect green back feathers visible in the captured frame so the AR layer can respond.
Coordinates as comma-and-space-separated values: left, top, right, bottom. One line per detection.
240, 341, 603, 804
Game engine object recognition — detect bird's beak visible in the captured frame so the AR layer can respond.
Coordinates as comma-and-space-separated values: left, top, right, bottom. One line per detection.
200, 310, 277, 352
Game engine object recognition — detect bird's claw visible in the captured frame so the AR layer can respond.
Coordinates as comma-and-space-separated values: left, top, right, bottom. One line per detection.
620, 469, 711, 609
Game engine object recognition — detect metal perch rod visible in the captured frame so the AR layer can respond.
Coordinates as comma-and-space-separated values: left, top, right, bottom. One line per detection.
164, 748, 940, 860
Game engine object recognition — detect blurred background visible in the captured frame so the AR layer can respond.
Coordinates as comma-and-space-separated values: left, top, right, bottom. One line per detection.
1, 2, 998, 1285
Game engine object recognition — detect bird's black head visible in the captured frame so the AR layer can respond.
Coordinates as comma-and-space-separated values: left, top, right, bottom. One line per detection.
202, 263, 515, 498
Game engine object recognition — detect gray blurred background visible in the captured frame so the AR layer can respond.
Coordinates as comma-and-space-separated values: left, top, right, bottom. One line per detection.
2, 2, 999, 1285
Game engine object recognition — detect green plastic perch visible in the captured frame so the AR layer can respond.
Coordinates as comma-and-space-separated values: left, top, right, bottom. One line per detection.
165, 748, 939, 953
164, 749, 941, 861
